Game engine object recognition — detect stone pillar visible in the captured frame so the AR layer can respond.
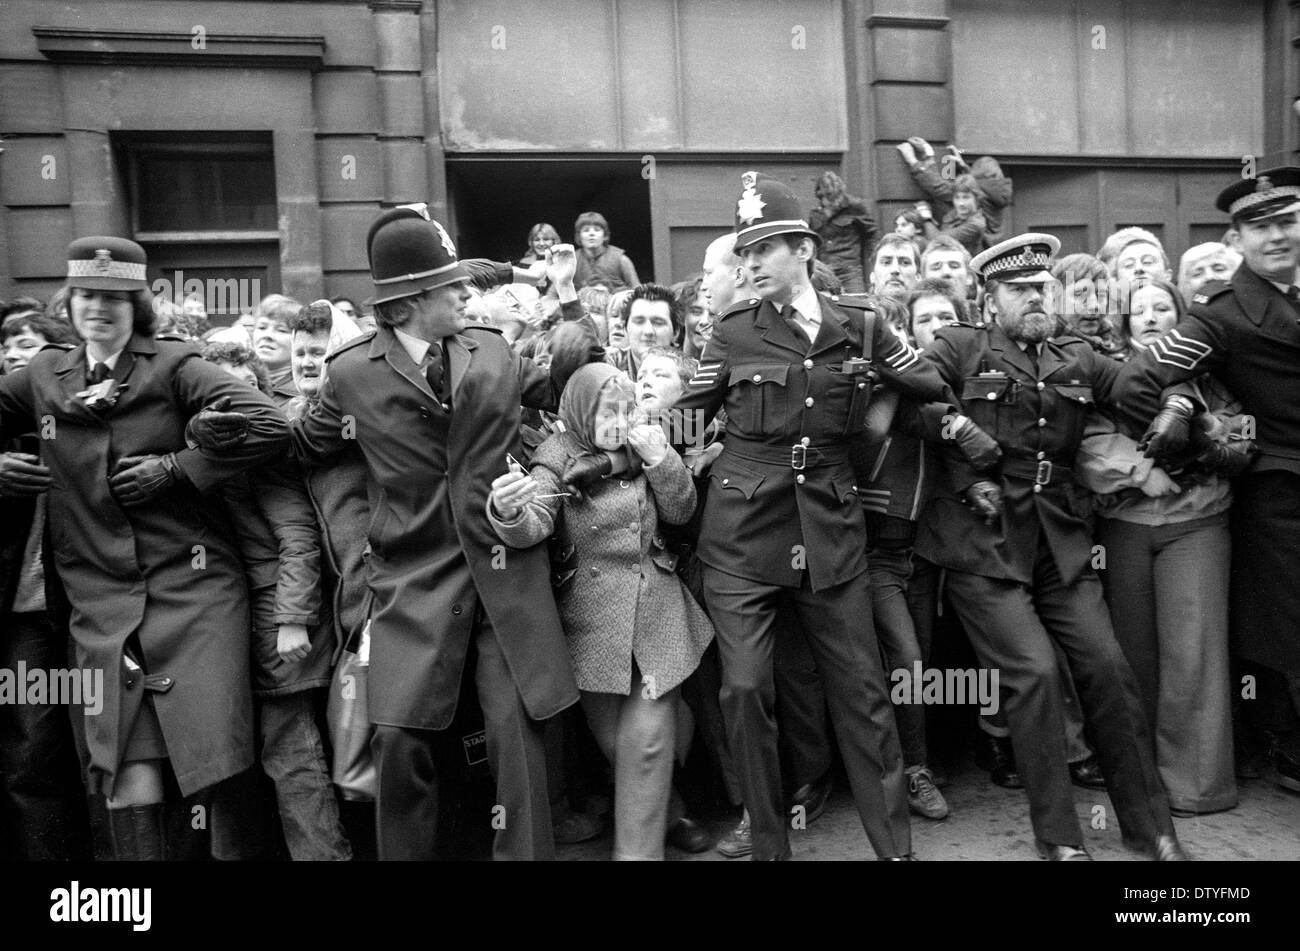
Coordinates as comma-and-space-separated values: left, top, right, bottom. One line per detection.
371, 0, 430, 209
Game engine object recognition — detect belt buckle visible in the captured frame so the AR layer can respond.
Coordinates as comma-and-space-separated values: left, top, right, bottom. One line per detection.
1035, 460, 1053, 485
791, 443, 807, 471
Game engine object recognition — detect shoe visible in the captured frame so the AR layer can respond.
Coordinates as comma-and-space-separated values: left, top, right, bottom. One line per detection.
1277, 751, 1300, 793
716, 812, 752, 859
666, 817, 711, 854
1069, 755, 1107, 790
1035, 839, 1093, 861
1122, 831, 1190, 861
975, 734, 1024, 789
552, 806, 603, 845
879, 853, 918, 861
789, 773, 832, 825
906, 766, 950, 820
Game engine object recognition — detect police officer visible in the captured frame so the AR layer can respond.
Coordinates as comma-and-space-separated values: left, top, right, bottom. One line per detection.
1116, 167, 1300, 794
914, 233, 1185, 860
675, 172, 956, 860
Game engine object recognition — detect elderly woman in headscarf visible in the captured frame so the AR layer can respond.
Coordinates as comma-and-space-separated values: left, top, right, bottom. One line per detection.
487, 363, 713, 860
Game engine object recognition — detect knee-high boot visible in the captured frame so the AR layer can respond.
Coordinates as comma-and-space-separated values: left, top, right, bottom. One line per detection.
107, 803, 166, 861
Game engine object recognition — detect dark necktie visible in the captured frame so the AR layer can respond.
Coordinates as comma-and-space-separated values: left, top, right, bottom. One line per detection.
425, 343, 448, 403
87, 362, 111, 386
780, 304, 808, 346
1026, 344, 1040, 376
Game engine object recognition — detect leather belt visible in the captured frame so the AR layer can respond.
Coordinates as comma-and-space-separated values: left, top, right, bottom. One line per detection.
1000, 455, 1073, 486
726, 440, 849, 471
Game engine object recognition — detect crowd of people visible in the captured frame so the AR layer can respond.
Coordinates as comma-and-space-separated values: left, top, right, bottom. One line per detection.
0, 157, 1297, 863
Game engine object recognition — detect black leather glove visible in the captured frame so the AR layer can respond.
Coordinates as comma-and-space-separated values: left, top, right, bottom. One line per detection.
0, 452, 52, 497
562, 451, 613, 501
109, 454, 186, 507
953, 417, 1003, 470
547, 321, 605, 395
964, 480, 1003, 524
1138, 396, 1195, 460
186, 396, 250, 451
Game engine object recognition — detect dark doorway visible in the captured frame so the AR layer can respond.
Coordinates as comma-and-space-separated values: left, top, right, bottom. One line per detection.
446, 158, 654, 283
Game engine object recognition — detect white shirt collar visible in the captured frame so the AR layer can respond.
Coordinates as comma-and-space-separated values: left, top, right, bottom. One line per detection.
787, 284, 822, 342
392, 325, 433, 366
1268, 278, 1299, 297
88, 349, 124, 370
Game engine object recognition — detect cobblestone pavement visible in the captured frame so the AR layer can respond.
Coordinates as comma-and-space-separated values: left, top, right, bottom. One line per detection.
557, 757, 1300, 861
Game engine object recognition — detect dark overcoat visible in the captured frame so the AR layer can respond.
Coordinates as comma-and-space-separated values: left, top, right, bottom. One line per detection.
0, 335, 290, 796
291, 324, 578, 730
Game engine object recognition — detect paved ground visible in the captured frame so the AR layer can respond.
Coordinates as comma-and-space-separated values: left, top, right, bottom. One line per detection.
557, 756, 1300, 861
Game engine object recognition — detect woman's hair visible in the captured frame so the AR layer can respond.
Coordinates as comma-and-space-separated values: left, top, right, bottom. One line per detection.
255, 293, 302, 326
641, 345, 697, 388
671, 276, 703, 315
292, 300, 334, 337
526, 222, 561, 255
905, 278, 966, 333
578, 285, 611, 321
870, 294, 910, 335
64, 285, 157, 338
1097, 227, 1167, 272
200, 339, 273, 395
1117, 277, 1186, 351
1177, 242, 1242, 297
574, 211, 611, 244
1, 303, 76, 346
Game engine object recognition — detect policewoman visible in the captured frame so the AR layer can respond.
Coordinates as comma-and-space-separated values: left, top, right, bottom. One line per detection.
914, 234, 1184, 860
0, 237, 290, 860
1116, 167, 1300, 794
289, 206, 581, 860
674, 172, 956, 861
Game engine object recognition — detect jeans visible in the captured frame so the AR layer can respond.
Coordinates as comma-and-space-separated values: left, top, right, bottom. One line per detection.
259, 691, 352, 860
867, 547, 927, 767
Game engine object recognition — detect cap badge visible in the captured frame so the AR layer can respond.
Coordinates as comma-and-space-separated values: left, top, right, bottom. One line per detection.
737, 187, 766, 225
93, 249, 113, 273
427, 220, 457, 257
396, 201, 432, 221
741, 170, 758, 190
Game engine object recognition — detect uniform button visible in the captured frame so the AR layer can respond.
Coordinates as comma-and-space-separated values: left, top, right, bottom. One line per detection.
1038, 418, 1047, 427
589, 567, 599, 576
1036, 451, 1046, 460
591, 525, 599, 532
796, 474, 806, 485
451, 603, 463, 615
620, 480, 630, 488
803, 359, 814, 369
628, 521, 637, 531
1033, 484, 1043, 494
858, 382, 867, 389
805, 397, 814, 407
159, 677, 172, 687
442, 403, 451, 412
801, 436, 811, 446
1036, 381, 1045, 391
722, 478, 730, 486
753, 373, 762, 382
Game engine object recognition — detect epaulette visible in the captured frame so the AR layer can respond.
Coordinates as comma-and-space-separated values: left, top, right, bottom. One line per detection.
464, 321, 504, 335
38, 341, 74, 353
829, 293, 874, 310
1190, 281, 1232, 307
719, 298, 760, 321
325, 329, 376, 362
1050, 334, 1090, 348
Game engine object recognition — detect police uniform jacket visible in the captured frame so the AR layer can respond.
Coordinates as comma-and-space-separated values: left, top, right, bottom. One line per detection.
1115, 264, 1300, 673
673, 293, 955, 591
914, 321, 1120, 587
290, 324, 579, 731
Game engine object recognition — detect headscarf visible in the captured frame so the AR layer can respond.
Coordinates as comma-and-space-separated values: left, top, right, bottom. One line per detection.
558, 363, 634, 455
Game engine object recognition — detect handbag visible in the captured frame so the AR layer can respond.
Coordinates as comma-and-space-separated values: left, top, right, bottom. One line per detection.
326, 617, 376, 802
